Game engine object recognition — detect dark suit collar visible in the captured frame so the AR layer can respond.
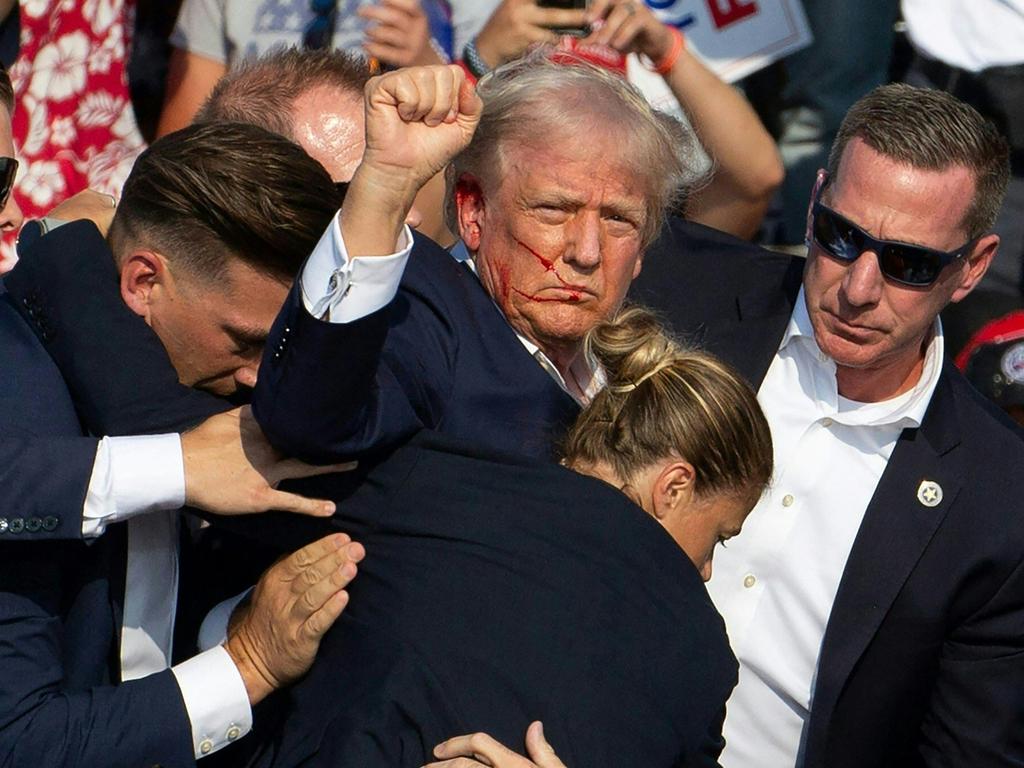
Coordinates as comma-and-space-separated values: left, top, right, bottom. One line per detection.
804, 364, 964, 764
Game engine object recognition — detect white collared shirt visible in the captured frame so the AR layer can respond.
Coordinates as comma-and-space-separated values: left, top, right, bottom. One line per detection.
707, 288, 944, 768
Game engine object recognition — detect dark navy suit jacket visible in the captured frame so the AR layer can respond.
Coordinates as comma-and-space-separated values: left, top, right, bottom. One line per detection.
635, 216, 1024, 768
221, 432, 736, 768
0, 266, 196, 766
252, 232, 580, 464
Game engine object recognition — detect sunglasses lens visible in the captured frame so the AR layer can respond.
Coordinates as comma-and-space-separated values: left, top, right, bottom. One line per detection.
0, 157, 17, 206
878, 244, 941, 287
814, 207, 860, 262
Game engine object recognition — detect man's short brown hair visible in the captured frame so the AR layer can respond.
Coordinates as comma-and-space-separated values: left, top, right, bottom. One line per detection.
109, 121, 342, 282
827, 83, 1010, 239
195, 46, 371, 142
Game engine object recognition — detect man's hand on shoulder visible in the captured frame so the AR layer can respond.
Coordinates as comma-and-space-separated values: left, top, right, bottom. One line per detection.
224, 532, 365, 705
425, 722, 567, 768
44, 189, 118, 236
182, 406, 357, 518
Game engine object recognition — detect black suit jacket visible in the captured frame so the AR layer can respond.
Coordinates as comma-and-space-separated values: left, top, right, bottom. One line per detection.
0, 267, 196, 766
636, 216, 1024, 768
252, 232, 580, 464
230, 432, 736, 768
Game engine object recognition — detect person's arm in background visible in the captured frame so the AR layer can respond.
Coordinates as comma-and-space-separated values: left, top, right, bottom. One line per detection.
156, 0, 229, 138
470, 0, 588, 70
359, 0, 447, 67
588, 0, 783, 239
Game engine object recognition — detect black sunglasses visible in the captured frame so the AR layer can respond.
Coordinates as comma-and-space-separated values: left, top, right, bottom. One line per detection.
810, 184, 979, 288
0, 156, 17, 208
303, 0, 337, 50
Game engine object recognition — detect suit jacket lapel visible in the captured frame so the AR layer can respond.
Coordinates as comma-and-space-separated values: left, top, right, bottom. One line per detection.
804, 368, 964, 763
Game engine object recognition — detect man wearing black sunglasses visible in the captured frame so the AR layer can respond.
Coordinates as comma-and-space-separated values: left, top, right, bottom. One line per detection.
0, 63, 23, 261
635, 83, 1022, 768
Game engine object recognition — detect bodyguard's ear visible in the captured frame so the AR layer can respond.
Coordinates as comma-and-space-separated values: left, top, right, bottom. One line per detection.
651, 460, 696, 522
951, 233, 999, 303
119, 250, 165, 322
455, 173, 486, 251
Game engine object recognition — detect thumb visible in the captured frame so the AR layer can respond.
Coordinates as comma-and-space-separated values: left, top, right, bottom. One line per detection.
525, 722, 564, 767
457, 75, 484, 123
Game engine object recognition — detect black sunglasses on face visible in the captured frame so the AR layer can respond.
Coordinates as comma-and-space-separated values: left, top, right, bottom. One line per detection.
810, 187, 979, 288
0, 156, 17, 208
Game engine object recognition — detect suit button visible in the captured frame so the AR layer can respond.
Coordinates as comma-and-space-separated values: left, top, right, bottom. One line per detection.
199, 738, 213, 754
0, 518, 7, 533
25, 517, 42, 533
8, 518, 24, 534
42, 516, 59, 532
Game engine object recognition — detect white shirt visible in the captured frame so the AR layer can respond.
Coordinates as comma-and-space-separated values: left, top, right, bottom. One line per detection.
80, 429, 251, 758
902, 0, 1024, 72
707, 288, 944, 768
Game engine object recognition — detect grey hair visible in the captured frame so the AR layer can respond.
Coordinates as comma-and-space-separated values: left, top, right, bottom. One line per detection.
445, 49, 708, 247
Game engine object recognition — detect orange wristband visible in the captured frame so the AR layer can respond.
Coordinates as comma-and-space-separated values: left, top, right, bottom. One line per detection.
645, 26, 685, 76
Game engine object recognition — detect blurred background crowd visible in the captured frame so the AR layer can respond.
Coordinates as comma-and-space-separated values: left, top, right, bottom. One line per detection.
0, 0, 1020, 415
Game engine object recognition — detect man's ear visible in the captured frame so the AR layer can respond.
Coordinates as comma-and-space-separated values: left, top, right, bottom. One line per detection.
651, 460, 696, 522
951, 233, 999, 303
805, 169, 828, 246
119, 250, 166, 322
455, 173, 486, 251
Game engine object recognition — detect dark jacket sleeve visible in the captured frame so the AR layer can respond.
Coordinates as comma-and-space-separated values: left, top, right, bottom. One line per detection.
252, 235, 459, 464
3, 221, 228, 435
0, 541, 196, 768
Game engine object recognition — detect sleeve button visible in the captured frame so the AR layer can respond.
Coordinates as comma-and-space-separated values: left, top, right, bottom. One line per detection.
25, 517, 42, 532
42, 516, 59, 531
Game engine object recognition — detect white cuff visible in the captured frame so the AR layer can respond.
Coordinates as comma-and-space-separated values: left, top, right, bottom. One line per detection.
301, 211, 412, 322
198, 588, 253, 652
82, 434, 186, 537
172, 645, 253, 759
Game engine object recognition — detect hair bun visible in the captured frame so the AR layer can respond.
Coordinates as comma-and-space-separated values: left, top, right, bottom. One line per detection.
586, 306, 679, 392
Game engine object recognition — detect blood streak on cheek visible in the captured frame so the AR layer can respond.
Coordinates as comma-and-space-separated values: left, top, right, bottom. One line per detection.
513, 238, 587, 293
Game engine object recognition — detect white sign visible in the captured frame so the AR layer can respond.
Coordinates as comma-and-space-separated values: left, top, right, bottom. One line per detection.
639, 0, 813, 83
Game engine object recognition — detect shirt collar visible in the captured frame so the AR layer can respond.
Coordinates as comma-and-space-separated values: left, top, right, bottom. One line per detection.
781, 286, 944, 428
449, 241, 603, 405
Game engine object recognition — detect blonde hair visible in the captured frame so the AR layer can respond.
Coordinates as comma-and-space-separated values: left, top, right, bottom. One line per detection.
564, 307, 773, 500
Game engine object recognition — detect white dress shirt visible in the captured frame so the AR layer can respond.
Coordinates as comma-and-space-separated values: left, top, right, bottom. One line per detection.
706, 288, 943, 768
79, 420, 251, 758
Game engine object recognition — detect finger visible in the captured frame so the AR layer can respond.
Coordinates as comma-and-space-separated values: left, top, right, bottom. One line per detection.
364, 42, 417, 67
591, 3, 631, 46
272, 458, 358, 483
290, 540, 364, 599
525, 6, 589, 30
424, 66, 456, 126
295, 557, 358, 614
586, 0, 613, 22
422, 760, 486, 768
363, 23, 413, 49
525, 722, 565, 768
456, 72, 484, 122
277, 532, 351, 578
263, 488, 337, 517
433, 732, 517, 763
390, 71, 427, 121
300, 587, 349, 640
609, 14, 645, 51
358, 4, 413, 26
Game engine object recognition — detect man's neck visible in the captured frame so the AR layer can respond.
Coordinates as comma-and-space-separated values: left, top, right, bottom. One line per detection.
834, 337, 930, 403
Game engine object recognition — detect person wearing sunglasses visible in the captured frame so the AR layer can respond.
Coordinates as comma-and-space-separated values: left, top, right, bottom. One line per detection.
628, 82, 1022, 768
0, 65, 23, 251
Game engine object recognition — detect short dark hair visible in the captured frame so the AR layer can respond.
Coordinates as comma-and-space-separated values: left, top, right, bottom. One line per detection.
827, 83, 1010, 239
195, 46, 371, 141
0, 64, 13, 115
109, 121, 342, 282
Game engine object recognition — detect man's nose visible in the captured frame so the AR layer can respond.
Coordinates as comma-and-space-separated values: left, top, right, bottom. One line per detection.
1, 193, 24, 232
840, 250, 885, 307
561, 213, 602, 269
234, 361, 260, 390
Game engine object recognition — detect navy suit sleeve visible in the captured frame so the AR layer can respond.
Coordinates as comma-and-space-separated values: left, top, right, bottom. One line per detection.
253, 236, 458, 464
0, 437, 96, 541
0, 542, 196, 768
4, 221, 228, 436
917, 551, 1024, 766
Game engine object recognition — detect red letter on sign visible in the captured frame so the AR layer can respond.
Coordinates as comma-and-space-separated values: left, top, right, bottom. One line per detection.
707, 0, 758, 29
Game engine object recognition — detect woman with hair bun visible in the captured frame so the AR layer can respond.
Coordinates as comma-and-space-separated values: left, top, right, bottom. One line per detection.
242, 306, 772, 768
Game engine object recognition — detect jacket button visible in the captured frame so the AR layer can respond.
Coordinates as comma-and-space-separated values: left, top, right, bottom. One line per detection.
0, 518, 8, 533
25, 517, 42, 533
42, 516, 59, 532
8, 518, 24, 534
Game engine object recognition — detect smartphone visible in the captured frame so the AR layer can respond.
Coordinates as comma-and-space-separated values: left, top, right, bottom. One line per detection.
537, 0, 591, 37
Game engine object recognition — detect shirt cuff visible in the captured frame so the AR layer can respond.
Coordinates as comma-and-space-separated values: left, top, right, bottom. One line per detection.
172, 645, 253, 759
300, 211, 412, 323
82, 434, 186, 537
